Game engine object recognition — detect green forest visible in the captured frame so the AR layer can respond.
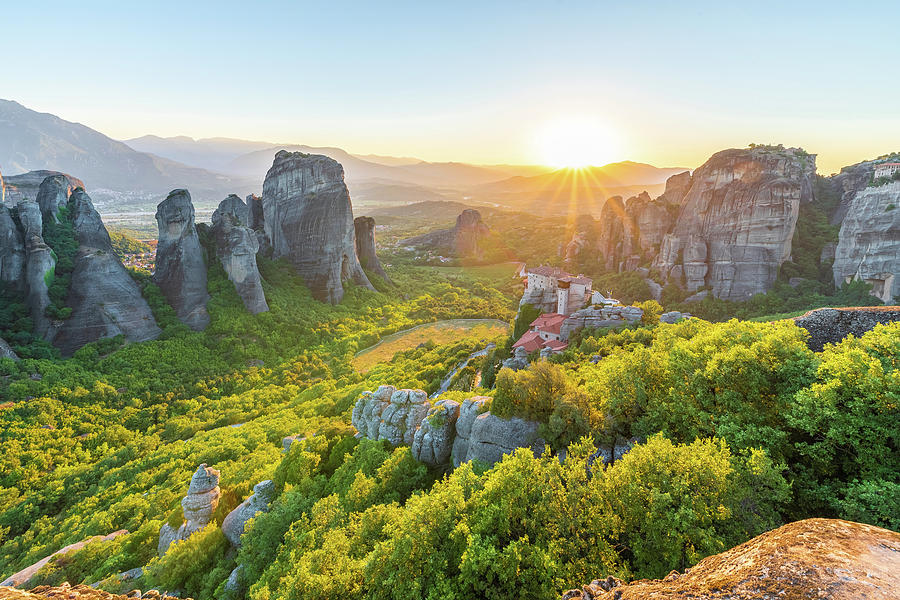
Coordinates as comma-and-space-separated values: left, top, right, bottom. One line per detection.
1, 234, 897, 599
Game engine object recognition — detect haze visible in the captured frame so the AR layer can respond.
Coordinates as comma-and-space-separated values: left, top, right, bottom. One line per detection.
5, 0, 899, 173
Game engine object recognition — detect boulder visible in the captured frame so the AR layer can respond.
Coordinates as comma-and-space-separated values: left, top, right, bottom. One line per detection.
221, 480, 275, 547
793, 306, 900, 352
832, 180, 900, 303
158, 464, 221, 556
52, 189, 160, 356
562, 519, 900, 600
261, 152, 373, 303
0, 530, 128, 588
0, 337, 18, 360
659, 311, 687, 324
153, 189, 210, 330
211, 195, 268, 314
411, 399, 460, 466
351, 385, 429, 446
501, 346, 530, 371
36, 174, 71, 222
225, 565, 244, 594
653, 146, 813, 300
354, 216, 391, 283
0, 205, 25, 288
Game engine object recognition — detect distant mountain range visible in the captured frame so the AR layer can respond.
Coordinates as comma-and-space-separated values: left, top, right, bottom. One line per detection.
0, 99, 689, 223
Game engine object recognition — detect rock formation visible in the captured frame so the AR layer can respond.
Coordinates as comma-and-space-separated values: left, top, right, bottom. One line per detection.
400, 209, 491, 258
454, 406, 544, 467
153, 189, 210, 330
792, 306, 900, 351
0, 337, 18, 360
0, 206, 25, 289
827, 159, 878, 225
210, 195, 268, 314
158, 464, 221, 556
832, 180, 900, 303
221, 480, 275, 547
562, 518, 900, 600
411, 399, 460, 466
351, 386, 430, 447
352, 389, 545, 469
52, 189, 160, 356
261, 152, 373, 303
0, 584, 186, 599
35, 175, 71, 222
559, 305, 643, 340
1, 171, 83, 206
654, 146, 814, 300
246, 194, 264, 231
17, 199, 55, 337
354, 216, 391, 282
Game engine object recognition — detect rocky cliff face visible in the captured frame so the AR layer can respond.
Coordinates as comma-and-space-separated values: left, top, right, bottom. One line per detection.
154, 189, 210, 330
221, 480, 275, 547
654, 147, 814, 300
1, 171, 83, 206
0, 337, 18, 360
832, 181, 900, 303
52, 189, 160, 355
20, 200, 55, 338
158, 464, 221, 556
354, 216, 391, 282
562, 518, 900, 600
0, 205, 25, 288
211, 195, 268, 314
400, 209, 490, 258
261, 152, 373, 303
828, 160, 877, 225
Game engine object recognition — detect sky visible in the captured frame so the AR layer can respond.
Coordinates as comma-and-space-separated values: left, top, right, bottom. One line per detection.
4, 0, 900, 173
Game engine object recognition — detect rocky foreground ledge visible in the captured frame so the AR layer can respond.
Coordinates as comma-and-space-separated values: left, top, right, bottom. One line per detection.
563, 518, 900, 600
0, 584, 185, 599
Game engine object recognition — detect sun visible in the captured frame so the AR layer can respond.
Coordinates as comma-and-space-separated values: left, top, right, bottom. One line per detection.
536, 116, 619, 169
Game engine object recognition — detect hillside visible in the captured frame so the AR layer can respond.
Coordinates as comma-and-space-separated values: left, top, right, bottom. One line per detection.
0, 100, 254, 202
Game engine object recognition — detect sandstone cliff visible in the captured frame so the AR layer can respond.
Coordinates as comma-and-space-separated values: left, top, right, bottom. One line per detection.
562, 518, 900, 600
52, 189, 160, 355
210, 195, 268, 314
354, 216, 391, 283
153, 189, 210, 330
0, 205, 24, 289
35, 175, 70, 223
832, 180, 900, 303
654, 146, 814, 300
261, 152, 373, 304
158, 464, 220, 556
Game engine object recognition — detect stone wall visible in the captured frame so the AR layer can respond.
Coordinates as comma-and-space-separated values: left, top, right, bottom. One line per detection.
793, 306, 900, 351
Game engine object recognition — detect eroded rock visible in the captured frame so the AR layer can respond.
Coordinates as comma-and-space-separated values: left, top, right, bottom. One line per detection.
261, 152, 373, 303
400, 209, 490, 258
351, 385, 429, 446
211, 195, 268, 314
0, 205, 25, 288
411, 399, 460, 466
354, 216, 391, 283
36, 175, 71, 222
153, 189, 210, 330
157, 464, 220, 556
221, 480, 275, 547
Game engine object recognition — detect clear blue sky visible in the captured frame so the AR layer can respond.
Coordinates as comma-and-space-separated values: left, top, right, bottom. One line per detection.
4, 0, 899, 172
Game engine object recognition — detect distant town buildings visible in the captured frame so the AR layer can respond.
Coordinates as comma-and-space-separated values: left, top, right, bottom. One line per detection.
874, 162, 900, 179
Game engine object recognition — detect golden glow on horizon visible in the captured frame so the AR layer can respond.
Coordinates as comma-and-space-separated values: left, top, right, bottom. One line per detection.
535, 116, 620, 168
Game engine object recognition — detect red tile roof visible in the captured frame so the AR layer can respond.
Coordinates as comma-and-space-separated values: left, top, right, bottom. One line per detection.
512, 330, 544, 353
560, 275, 592, 286
543, 339, 569, 352
530, 313, 568, 335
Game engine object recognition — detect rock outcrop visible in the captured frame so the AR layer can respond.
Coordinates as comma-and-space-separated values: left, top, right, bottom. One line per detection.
221, 480, 275, 547
793, 306, 900, 351
0, 205, 25, 288
455, 409, 544, 467
0, 530, 128, 588
562, 518, 900, 600
261, 152, 373, 303
52, 189, 160, 356
158, 464, 221, 556
0, 337, 18, 360
1, 171, 83, 206
832, 180, 900, 303
17, 199, 55, 337
828, 159, 878, 225
351, 386, 430, 447
559, 305, 643, 340
0, 584, 186, 599
210, 195, 268, 314
354, 216, 391, 282
400, 209, 491, 258
654, 147, 814, 300
411, 399, 460, 466
35, 175, 71, 222
153, 189, 210, 330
